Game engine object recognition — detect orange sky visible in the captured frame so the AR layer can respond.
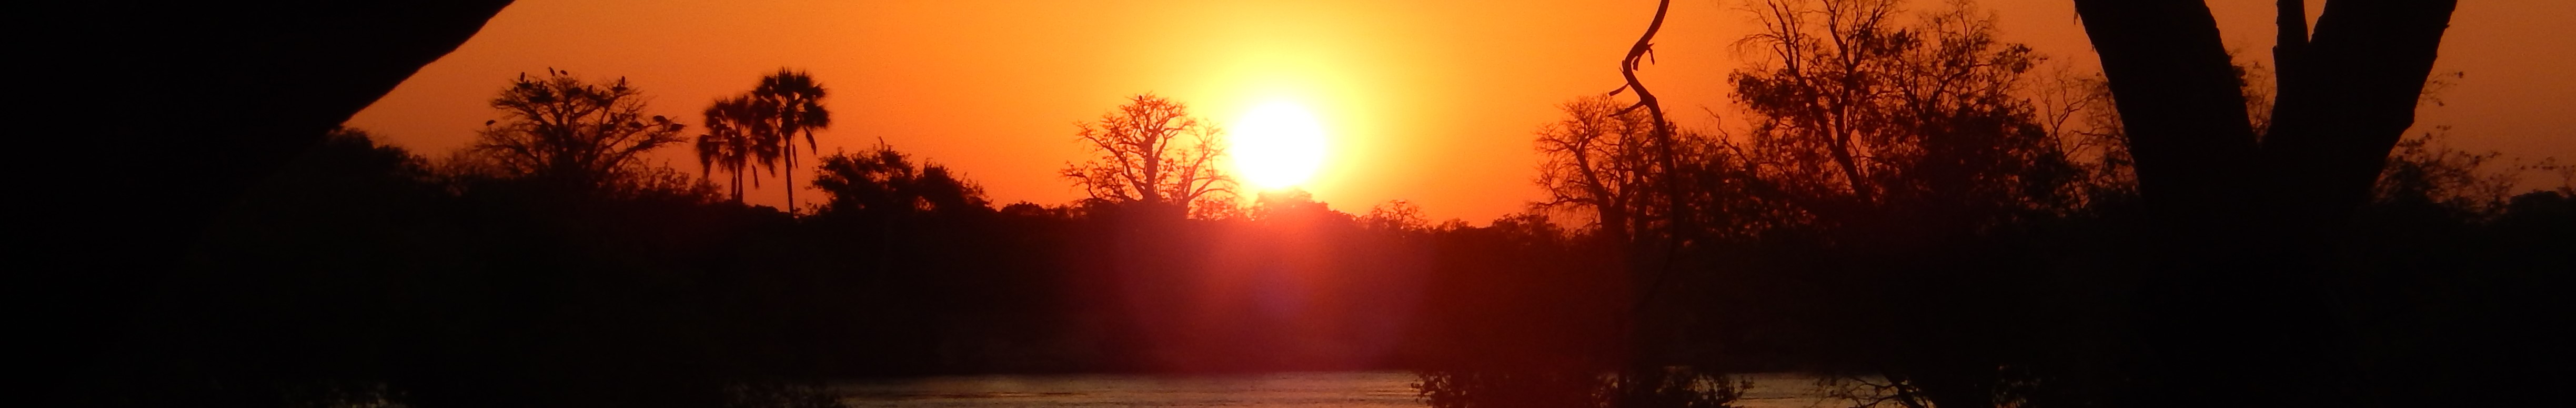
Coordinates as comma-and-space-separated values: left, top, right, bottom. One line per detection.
346, 0, 2573, 223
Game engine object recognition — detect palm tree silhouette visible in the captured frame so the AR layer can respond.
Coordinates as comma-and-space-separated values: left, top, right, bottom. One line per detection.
694, 95, 776, 203
752, 69, 830, 214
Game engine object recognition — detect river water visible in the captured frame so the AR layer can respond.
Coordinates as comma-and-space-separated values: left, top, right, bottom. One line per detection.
839, 372, 1842, 408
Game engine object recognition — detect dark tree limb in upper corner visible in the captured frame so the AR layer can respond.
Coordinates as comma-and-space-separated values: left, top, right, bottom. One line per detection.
24, 1, 515, 402
2070, 1, 2456, 406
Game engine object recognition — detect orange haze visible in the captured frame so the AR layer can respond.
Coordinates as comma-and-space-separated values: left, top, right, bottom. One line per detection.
348, 0, 2574, 222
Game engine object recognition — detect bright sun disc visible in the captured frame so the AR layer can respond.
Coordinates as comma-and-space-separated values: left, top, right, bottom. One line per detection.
1232, 102, 1328, 191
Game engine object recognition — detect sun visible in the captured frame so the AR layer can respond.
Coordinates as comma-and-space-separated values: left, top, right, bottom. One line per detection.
1231, 101, 1329, 191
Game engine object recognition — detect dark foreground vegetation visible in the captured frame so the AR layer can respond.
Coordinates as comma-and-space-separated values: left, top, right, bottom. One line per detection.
62, 125, 1641, 406
74, 114, 2567, 408
33, 1, 2569, 408
1416, 1, 2568, 407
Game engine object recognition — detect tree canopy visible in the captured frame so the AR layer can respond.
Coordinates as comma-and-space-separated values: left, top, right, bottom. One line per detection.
472, 68, 686, 192
1060, 94, 1236, 217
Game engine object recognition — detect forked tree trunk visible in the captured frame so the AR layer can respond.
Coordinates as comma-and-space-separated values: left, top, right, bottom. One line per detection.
2070, 1, 2456, 406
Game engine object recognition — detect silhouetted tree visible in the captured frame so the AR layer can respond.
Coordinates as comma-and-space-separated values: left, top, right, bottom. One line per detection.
1060, 93, 1236, 218
1364, 200, 1432, 232
1485, 2, 2111, 406
697, 96, 778, 203
1535, 95, 1668, 243
811, 144, 991, 217
2030, 67, 2137, 203
2072, 1, 2460, 406
1249, 188, 1335, 222
750, 69, 832, 213
1732, 0, 2082, 225
1732, 0, 1898, 201
471, 68, 686, 192
2372, 129, 2523, 217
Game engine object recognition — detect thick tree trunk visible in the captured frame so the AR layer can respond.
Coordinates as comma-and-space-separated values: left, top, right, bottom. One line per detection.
2262, 0, 2460, 234
2070, 1, 2456, 406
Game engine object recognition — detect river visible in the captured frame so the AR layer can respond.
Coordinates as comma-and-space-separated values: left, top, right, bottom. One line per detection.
839, 371, 1843, 407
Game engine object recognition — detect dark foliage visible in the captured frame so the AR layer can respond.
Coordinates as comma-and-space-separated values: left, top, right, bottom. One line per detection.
43, 2, 2561, 408
474, 68, 689, 193
78, 128, 1684, 407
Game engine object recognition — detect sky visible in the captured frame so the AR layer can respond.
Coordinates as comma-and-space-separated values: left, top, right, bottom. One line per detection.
346, 0, 2574, 223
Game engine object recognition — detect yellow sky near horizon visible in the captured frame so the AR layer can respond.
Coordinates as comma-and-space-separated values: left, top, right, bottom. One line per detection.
345, 0, 2574, 222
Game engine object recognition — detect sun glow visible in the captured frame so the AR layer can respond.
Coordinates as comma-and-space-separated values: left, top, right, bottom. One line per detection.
1231, 101, 1329, 191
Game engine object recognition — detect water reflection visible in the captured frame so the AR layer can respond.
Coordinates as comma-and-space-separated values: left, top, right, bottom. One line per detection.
838, 372, 1838, 408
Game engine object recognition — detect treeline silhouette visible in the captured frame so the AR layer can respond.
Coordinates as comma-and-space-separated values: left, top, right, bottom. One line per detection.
85, 78, 2566, 408
70, 123, 1688, 407
58, 67, 1673, 407
46, 1, 2571, 408
1418, 1, 2569, 407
